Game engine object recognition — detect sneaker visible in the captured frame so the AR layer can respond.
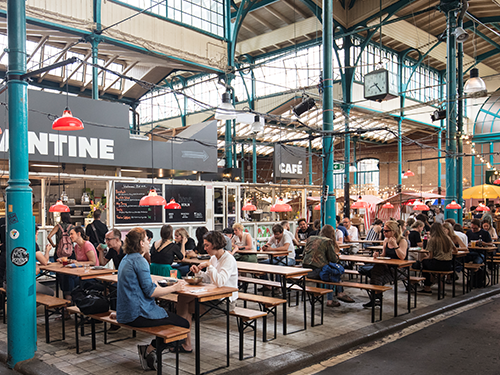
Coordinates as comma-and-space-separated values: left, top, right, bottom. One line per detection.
108, 324, 121, 334
137, 345, 148, 370
417, 289, 432, 295
362, 299, 381, 308
326, 300, 341, 307
146, 350, 157, 371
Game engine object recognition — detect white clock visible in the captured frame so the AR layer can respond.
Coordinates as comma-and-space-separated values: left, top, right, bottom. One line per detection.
363, 69, 398, 102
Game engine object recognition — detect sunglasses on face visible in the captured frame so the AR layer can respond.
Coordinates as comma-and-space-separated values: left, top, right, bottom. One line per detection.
383, 229, 391, 233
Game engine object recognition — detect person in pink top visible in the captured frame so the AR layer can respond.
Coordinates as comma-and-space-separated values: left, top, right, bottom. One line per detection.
69, 226, 99, 266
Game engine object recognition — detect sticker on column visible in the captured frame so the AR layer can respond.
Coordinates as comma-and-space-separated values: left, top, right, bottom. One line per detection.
11, 247, 29, 266
9, 229, 19, 240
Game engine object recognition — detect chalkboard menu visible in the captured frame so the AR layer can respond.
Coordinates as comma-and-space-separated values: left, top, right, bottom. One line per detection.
115, 183, 163, 224
165, 185, 206, 223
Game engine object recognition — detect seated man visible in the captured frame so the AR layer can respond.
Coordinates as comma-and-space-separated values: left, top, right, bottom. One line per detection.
262, 224, 296, 266
295, 218, 314, 258
465, 218, 492, 264
96, 229, 125, 270
342, 217, 360, 254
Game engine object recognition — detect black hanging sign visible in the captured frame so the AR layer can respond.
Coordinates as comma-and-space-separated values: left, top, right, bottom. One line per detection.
165, 185, 206, 223
115, 183, 163, 224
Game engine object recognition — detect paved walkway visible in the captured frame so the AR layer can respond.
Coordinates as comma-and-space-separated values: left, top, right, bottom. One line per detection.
0, 278, 498, 375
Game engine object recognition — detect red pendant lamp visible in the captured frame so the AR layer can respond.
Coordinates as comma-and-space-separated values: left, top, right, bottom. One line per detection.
52, 108, 84, 131
164, 198, 181, 209
49, 199, 70, 212
476, 203, 490, 211
351, 196, 369, 209
494, 178, 500, 185
412, 200, 430, 211
242, 201, 257, 211
270, 198, 292, 212
313, 203, 321, 211
139, 188, 167, 206
445, 200, 461, 209
382, 202, 394, 209
403, 169, 414, 177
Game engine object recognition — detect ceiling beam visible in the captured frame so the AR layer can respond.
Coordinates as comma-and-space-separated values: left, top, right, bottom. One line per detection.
282, 0, 310, 19
102, 60, 138, 94
264, 5, 293, 24
26, 34, 49, 65
61, 51, 91, 86
249, 12, 277, 31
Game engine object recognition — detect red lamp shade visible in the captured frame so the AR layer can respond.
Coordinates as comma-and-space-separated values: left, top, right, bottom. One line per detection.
476, 203, 490, 211
52, 108, 84, 131
270, 198, 292, 212
403, 169, 414, 177
412, 200, 430, 211
351, 197, 369, 209
49, 200, 70, 212
494, 178, 500, 185
382, 202, 394, 209
446, 200, 461, 209
313, 203, 321, 211
242, 201, 257, 211
139, 189, 167, 206
164, 198, 181, 210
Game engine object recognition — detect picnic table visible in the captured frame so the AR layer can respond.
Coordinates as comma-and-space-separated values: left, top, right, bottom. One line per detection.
339, 254, 414, 317
95, 273, 237, 375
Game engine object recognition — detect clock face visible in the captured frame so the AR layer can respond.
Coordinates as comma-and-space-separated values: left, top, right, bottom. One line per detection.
364, 70, 388, 98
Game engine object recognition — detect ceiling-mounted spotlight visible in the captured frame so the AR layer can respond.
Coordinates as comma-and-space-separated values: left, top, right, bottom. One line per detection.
431, 109, 446, 122
292, 96, 316, 117
453, 26, 469, 43
251, 115, 264, 133
464, 68, 487, 95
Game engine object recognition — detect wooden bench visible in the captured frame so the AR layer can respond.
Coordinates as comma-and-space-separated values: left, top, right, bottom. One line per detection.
238, 276, 332, 327
36, 293, 71, 343
238, 293, 286, 341
306, 278, 392, 323
463, 263, 484, 293
67, 306, 189, 375
421, 270, 454, 299
230, 307, 267, 360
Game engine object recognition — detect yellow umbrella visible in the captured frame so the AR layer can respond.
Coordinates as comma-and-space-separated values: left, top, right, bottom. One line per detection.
462, 184, 500, 199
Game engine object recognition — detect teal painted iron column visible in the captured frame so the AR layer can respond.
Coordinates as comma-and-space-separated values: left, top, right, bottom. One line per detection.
398, 117, 402, 188
240, 144, 245, 182
353, 138, 357, 185
91, 37, 99, 99
322, 0, 336, 227
444, 8, 458, 221
6, 0, 36, 366
456, 22, 464, 224
252, 137, 257, 183
438, 126, 442, 191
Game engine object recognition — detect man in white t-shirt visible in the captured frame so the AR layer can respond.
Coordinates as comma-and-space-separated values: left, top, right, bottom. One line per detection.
262, 224, 296, 265
342, 218, 360, 254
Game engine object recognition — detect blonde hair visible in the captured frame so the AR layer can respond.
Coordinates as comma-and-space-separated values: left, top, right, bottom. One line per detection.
174, 227, 189, 239
233, 223, 244, 231
385, 220, 403, 243
443, 222, 460, 245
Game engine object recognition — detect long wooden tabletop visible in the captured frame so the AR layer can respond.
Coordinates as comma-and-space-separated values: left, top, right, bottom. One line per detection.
339, 254, 414, 268
236, 261, 310, 277
40, 262, 115, 279
236, 250, 290, 256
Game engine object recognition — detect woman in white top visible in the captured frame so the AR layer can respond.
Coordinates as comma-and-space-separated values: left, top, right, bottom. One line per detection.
482, 220, 498, 241
231, 223, 256, 262
175, 231, 238, 353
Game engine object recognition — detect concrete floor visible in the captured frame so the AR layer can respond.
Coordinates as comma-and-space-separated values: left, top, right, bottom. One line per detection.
0, 276, 495, 375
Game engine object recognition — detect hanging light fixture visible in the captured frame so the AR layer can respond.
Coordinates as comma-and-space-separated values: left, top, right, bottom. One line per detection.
464, 68, 487, 95
382, 202, 394, 209
445, 200, 461, 209
49, 199, 70, 213
313, 203, 321, 211
403, 169, 414, 177
52, 68, 83, 130
494, 178, 500, 185
164, 198, 181, 210
250, 115, 264, 133
215, 91, 237, 120
292, 96, 316, 117
412, 200, 430, 211
476, 203, 490, 211
140, 188, 166, 206
242, 201, 257, 211
270, 198, 292, 212
351, 196, 369, 209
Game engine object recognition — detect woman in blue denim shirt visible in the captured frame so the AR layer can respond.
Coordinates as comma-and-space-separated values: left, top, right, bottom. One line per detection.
112, 227, 189, 371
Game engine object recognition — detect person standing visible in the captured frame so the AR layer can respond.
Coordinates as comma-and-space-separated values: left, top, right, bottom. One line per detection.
85, 209, 108, 249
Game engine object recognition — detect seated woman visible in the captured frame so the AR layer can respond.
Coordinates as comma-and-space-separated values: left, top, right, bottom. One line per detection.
173, 228, 196, 276
113, 227, 188, 371
176, 231, 238, 353
303, 225, 354, 306
194, 226, 208, 255
482, 220, 498, 241
364, 220, 408, 308
443, 222, 468, 250
149, 225, 184, 277
231, 223, 256, 262
418, 223, 457, 294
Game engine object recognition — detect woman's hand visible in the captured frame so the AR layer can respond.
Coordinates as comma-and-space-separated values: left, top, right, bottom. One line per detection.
373, 251, 380, 259
181, 236, 188, 246
387, 237, 398, 248
109, 312, 116, 320
186, 250, 196, 258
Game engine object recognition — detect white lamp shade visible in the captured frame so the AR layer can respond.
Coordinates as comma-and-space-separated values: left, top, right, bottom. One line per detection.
464, 68, 487, 94
215, 102, 237, 120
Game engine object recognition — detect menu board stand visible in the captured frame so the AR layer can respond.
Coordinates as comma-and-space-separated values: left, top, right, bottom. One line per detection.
115, 183, 163, 224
